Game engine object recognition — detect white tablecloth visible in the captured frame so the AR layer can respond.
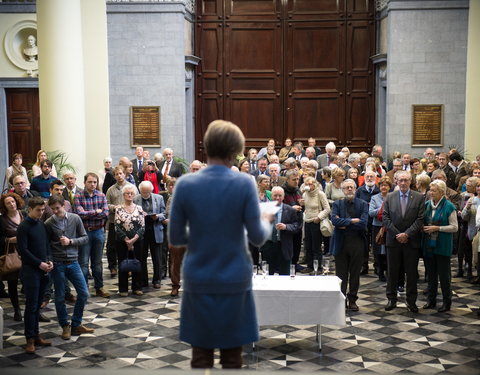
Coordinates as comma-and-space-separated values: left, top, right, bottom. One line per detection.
253, 275, 346, 326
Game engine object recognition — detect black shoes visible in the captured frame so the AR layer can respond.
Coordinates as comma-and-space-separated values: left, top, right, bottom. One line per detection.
385, 300, 397, 311
422, 302, 436, 310
13, 308, 22, 322
348, 301, 359, 312
406, 302, 419, 313
437, 303, 451, 313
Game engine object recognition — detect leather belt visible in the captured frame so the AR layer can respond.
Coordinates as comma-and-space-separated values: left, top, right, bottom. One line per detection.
86, 225, 103, 231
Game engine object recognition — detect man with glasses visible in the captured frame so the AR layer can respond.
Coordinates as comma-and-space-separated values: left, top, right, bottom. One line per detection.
383, 171, 425, 313
12, 175, 40, 214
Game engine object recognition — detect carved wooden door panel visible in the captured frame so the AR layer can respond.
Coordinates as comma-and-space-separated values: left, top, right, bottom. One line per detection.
5, 88, 40, 166
195, 0, 375, 159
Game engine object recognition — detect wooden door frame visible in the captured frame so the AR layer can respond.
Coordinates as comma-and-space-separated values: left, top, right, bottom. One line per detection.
0, 78, 39, 174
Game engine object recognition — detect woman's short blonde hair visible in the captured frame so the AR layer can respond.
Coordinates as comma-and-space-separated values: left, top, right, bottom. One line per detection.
304, 176, 319, 188
331, 167, 345, 180
416, 174, 431, 190
204, 120, 245, 160
430, 179, 446, 195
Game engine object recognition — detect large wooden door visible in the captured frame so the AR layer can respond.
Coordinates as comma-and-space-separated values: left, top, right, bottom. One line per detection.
6, 88, 41, 166
195, 0, 375, 159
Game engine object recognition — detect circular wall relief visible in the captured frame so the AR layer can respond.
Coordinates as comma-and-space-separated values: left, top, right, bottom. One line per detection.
4, 20, 39, 71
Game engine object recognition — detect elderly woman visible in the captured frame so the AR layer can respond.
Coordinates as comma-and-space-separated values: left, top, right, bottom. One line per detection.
139, 160, 162, 193
422, 180, 458, 312
461, 179, 480, 283
0, 192, 24, 321
257, 175, 272, 202
6, 153, 30, 189
169, 120, 271, 369
346, 167, 359, 187
31, 149, 57, 178
114, 184, 145, 296
369, 176, 392, 282
302, 176, 330, 273
457, 176, 479, 278
416, 174, 431, 197
325, 167, 345, 205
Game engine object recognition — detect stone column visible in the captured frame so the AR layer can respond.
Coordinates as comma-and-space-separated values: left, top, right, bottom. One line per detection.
36, 0, 111, 179
36, 0, 87, 178
465, 1, 480, 158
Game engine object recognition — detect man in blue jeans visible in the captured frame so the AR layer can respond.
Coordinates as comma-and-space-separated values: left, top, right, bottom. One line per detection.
74, 173, 110, 298
45, 195, 94, 339
16, 197, 53, 353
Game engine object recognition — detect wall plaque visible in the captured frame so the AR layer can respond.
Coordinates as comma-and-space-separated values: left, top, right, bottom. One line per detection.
130, 106, 161, 147
412, 104, 443, 147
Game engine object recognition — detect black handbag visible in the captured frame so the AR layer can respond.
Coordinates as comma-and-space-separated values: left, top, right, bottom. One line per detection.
119, 250, 141, 273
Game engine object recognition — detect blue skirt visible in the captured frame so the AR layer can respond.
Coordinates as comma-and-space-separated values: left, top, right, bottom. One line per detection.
179, 290, 259, 348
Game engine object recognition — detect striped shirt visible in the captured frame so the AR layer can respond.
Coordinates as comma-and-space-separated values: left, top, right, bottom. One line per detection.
74, 189, 109, 229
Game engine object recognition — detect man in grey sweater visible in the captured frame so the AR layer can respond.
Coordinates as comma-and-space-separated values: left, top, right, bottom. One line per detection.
45, 195, 93, 340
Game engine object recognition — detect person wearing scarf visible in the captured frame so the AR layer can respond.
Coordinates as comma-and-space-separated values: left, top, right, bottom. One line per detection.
422, 180, 458, 313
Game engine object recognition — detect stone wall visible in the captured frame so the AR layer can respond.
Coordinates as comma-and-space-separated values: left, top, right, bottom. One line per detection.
385, 0, 469, 158
107, 2, 187, 163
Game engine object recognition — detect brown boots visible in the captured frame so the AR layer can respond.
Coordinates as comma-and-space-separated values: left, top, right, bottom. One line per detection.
25, 335, 52, 353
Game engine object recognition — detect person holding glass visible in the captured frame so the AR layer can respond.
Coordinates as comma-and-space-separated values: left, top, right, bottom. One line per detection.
422, 180, 458, 312
114, 185, 145, 296
0, 192, 25, 321
169, 120, 272, 369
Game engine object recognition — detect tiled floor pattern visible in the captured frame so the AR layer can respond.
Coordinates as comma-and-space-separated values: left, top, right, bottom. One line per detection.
1, 257, 479, 373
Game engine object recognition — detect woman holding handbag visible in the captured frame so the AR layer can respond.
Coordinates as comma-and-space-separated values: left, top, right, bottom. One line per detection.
369, 176, 392, 282
114, 185, 145, 296
0, 192, 24, 321
302, 176, 330, 274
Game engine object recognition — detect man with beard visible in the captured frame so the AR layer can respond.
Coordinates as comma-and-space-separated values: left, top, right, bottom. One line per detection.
331, 179, 368, 311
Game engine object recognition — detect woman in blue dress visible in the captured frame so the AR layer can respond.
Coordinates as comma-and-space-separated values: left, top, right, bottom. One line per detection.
169, 120, 272, 368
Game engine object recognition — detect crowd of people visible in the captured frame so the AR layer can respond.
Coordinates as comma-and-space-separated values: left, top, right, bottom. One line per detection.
1, 136, 480, 359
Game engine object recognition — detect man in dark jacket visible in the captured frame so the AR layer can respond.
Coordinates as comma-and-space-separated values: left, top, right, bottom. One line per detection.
331, 179, 369, 311
260, 187, 302, 275
16, 197, 53, 353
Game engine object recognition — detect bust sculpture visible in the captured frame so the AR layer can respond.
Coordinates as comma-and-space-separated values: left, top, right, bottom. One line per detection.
23, 35, 38, 62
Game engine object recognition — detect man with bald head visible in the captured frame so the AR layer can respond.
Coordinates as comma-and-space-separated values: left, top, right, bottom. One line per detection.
157, 148, 184, 190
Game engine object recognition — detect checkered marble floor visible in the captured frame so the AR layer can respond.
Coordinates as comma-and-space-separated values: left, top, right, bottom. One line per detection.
1, 257, 479, 373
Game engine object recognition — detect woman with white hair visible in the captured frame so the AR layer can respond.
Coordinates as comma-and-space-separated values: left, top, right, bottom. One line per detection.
114, 184, 145, 296
422, 179, 458, 313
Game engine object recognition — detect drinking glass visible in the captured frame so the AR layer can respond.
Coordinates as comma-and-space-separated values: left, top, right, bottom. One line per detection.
253, 265, 258, 278
322, 258, 330, 275
313, 259, 319, 276
263, 263, 269, 279
290, 264, 296, 279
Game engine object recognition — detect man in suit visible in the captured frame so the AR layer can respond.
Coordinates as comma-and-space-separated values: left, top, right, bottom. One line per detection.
246, 148, 258, 173
157, 148, 185, 189
134, 181, 166, 290
383, 170, 425, 313
449, 152, 468, 190
251, 157, 269, 178
331, 179, 368, 311
268, 163, 286, 188
260, 186, 302, 275
288, 142, 306, 161
317, 142, 336, 168
343, 153, 361, 176
355, 170, 380, 275
12, 175, 40, 214
63, 172, 83, 207
401, 153, 411, 171
131, 146, 145, 178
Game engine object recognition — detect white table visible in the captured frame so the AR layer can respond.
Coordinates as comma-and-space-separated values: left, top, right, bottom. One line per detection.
253, 275, 346, 350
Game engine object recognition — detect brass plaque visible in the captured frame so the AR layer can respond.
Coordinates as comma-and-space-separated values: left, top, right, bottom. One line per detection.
130, 106, 161, 147
412, 105, 443, 147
